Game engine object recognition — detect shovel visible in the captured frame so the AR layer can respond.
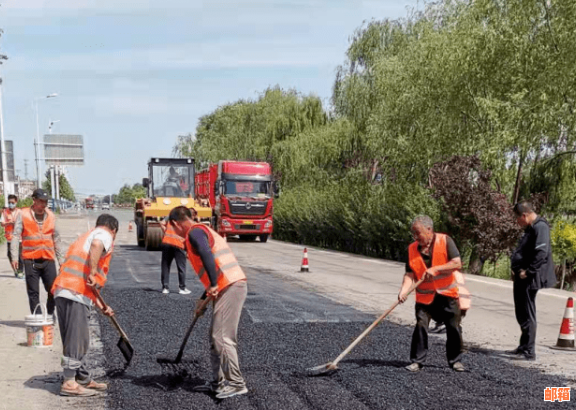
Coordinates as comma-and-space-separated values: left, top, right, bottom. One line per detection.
92, 287, 135, 366
307, 277, 425, 376
156, 296, 211, 367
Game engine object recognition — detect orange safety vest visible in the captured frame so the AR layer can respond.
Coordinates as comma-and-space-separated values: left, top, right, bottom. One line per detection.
408, 233, 459, 305
454, 270, 471, 311
2, 208, 20, 242
21, 208, 56, 260
162, 223, 185, 250
185, 223, 246, 292
51, 229, 114, 303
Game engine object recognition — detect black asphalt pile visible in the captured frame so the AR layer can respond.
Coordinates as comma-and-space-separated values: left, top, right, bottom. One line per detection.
98, 286, 571, 410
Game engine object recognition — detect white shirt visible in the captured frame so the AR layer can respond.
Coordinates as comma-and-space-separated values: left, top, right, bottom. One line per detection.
54, 228, 114, 306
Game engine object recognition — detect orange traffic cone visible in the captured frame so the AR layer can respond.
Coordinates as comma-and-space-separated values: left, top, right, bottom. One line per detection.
300, 248, 309, 272
550, 297, 575, 351
128, 221, 133, 232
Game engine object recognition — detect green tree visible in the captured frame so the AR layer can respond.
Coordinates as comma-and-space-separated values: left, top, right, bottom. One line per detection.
42, 172, 76, 201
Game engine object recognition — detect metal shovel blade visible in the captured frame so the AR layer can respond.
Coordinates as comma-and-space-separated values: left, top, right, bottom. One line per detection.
306, 362, 339, 377
117, 337, 134, 365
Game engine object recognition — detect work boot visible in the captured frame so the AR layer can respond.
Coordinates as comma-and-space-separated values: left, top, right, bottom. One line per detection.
215, 385, 248, 399
60, 380, 99, 397
405, 363, 422, 372
83, 380, 108, 391
452, 362, 466, 372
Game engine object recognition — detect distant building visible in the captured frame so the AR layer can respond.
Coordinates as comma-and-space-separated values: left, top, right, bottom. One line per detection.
18, 179, 38, 199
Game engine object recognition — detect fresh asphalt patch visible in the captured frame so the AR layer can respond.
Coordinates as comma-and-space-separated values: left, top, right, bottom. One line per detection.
97, 248, 572, 409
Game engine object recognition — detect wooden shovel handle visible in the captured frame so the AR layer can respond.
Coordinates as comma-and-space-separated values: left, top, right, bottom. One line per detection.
92, 287, 131, 343
331, 277, 425, 367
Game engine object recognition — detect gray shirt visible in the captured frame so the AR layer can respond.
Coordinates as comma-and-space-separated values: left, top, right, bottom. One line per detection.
11, 208, 62, 262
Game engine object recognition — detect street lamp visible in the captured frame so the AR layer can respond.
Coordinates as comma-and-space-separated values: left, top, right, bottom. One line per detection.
34, 93, 58, 189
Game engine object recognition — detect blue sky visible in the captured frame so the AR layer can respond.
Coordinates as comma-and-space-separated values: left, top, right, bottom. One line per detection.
1, 0, 417, 196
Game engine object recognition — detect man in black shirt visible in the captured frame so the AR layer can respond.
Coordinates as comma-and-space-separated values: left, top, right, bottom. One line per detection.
508, 201, 556, 360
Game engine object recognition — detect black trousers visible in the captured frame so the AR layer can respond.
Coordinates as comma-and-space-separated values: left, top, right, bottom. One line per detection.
410, 294, 463, 366
513, 280, 538, 357
7, 241, 24, 273
23, 259, 57, 315
160, 245, 187, 289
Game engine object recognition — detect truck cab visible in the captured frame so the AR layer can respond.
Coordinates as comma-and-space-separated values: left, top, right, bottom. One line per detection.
196, 161, 276, 242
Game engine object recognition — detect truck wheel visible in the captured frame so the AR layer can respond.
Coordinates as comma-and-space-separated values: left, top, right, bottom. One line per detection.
259, 234, 269, 243
145, 226, 163, 251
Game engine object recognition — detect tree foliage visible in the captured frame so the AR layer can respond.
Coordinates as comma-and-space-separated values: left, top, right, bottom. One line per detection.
114, 183, 146, 205
42, 172, 76, 201
429, 156, 522, 271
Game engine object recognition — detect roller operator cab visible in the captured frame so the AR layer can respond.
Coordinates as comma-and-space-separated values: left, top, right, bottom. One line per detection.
195, 160, 278, 242
134, 158, 212, 250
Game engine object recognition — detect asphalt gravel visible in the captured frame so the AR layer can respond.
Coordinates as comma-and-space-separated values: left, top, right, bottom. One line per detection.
98, 269, 572, 410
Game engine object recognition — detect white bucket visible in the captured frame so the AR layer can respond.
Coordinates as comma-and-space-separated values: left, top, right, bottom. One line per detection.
25, 304, 54, 347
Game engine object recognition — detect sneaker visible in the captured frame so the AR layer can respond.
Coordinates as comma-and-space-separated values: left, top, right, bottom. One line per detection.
452, 362, 466, 372
60, 381, 99, 397
429, 322, 446, 334
192, 381, 224, 394
82, 380, 107, 391
405, 363, 422, 372
179, 288, 191, 295
162, 288, 169, 294
215, 385, 248, 399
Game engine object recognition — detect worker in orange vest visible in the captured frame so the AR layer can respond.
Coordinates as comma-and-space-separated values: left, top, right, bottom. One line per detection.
11, 189, 62, 315
168, 206, 248, 400
51, 214, 118, 397
398, 215, 465, 372
159, 217, 190, 295
1, 194, 24, 278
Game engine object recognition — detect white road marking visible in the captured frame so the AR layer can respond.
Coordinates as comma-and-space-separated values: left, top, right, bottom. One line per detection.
127, 263, 142, 283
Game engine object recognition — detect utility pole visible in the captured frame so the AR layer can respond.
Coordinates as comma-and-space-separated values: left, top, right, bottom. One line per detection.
0, 29, 9, 207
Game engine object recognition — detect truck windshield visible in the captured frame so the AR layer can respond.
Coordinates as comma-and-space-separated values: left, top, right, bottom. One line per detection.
224, 180, 271, 197
152, 164, 194, 198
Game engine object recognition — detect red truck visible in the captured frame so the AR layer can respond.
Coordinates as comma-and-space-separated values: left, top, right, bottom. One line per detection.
85, 197, 95, 210
195, 161, 276, 242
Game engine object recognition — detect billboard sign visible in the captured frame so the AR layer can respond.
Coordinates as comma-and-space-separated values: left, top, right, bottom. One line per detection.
43, 134, 84, 166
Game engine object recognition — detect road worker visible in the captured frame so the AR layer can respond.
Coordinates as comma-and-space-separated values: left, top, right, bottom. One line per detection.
2, 194, 24, 278
51, 214, 119, 396
159, 217, 190, 294
11, 189, 62, 315
398, 215, 465, 372
507, 201, 556, 361
168, 206, 248, 399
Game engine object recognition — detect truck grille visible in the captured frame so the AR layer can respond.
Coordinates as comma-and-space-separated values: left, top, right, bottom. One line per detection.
235, 224, 258, 230
229, 201, 267, 216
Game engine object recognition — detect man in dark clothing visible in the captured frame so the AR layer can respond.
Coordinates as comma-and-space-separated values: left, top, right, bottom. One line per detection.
508, 201, 556, 360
